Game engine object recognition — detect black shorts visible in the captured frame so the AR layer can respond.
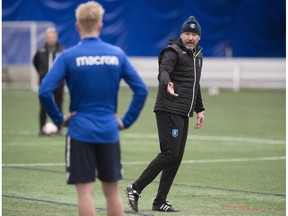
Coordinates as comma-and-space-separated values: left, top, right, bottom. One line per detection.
65, 136, 122, 184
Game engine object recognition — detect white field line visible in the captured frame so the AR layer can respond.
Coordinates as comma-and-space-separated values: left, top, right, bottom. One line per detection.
181, 156, 286, 164
3, 140, 157, 147
2, 130, 285, 145
3, 141, 158, 147
3, 163, 65, 167
4, 141, 63, 146
2, 156, 285, 167
122, 133, 285, 145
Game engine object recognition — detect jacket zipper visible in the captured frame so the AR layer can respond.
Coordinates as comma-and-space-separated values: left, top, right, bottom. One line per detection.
187, 48, 202, 117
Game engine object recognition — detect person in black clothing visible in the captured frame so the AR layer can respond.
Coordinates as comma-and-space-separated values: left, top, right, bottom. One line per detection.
126, 16, 205, 212
33, 27, 65, 136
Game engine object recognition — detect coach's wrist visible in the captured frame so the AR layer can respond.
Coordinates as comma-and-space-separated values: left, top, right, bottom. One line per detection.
196, 111, 205, 114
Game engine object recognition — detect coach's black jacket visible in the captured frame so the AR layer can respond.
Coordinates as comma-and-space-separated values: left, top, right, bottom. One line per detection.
154, 39, 205, 117
33, 43, 65, 85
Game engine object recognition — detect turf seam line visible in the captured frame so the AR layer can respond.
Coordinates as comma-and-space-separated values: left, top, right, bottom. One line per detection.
172, 183, 286, 197
4, 164, 286, 197
3, 166, 285, 198
123, 179, 285, 198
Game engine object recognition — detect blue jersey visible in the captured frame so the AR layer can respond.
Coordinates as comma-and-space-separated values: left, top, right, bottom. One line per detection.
39, 37, 148, 143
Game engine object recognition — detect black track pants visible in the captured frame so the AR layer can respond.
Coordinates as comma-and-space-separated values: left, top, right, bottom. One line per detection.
134, 111, 189, 203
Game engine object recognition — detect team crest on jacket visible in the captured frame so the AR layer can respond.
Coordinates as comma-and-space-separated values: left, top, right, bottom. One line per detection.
172, 128, 179, 138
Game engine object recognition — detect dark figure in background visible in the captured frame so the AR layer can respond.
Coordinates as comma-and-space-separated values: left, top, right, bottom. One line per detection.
33, 27, 65, 136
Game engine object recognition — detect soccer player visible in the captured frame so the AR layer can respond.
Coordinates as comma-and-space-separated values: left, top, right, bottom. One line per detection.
126, 16, 205, 212
38, 1, 148, 216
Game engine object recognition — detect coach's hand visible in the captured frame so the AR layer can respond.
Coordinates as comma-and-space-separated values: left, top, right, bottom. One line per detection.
62, 111, 77, 127
195, 111, 205, 129
167, 82, 179, 97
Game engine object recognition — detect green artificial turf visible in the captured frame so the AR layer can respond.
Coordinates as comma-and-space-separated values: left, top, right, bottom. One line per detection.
2, 87, 285, 215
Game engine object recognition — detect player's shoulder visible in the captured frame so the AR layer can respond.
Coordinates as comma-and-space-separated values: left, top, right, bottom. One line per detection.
59, 44, 79, 57
59, 39, 127, 62
101, 40, 125, 54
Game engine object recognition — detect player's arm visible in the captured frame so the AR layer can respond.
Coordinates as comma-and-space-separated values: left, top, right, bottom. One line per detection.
38, 53, 66, 126
120, 54, 148, 129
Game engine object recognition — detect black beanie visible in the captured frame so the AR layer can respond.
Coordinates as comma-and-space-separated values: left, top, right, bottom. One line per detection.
180, 16, 201, 36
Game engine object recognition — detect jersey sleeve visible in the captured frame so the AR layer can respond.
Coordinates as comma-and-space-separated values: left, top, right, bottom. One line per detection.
121, 54, 148, 128
38, 53, 66, 125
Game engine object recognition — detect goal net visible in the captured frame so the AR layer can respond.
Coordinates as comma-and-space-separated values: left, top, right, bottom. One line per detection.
2, 21, 55, 91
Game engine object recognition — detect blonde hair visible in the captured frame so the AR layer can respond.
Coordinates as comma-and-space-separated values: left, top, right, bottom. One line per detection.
75, 1, 105, 32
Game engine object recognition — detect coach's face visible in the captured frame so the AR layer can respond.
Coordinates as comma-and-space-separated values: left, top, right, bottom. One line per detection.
180, 32, 200, 51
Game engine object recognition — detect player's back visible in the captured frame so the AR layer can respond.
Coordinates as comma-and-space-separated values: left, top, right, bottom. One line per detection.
64, 37, 124, 115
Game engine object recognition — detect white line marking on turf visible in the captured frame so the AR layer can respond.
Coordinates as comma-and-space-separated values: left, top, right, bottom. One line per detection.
122, 156, 286, 165
3, 130, 285, 145
4, 141, 63, 146
122, 133, 285, 145
181, 156, 286, 164
3, 163, 65, 167
3, 156, 285, 167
